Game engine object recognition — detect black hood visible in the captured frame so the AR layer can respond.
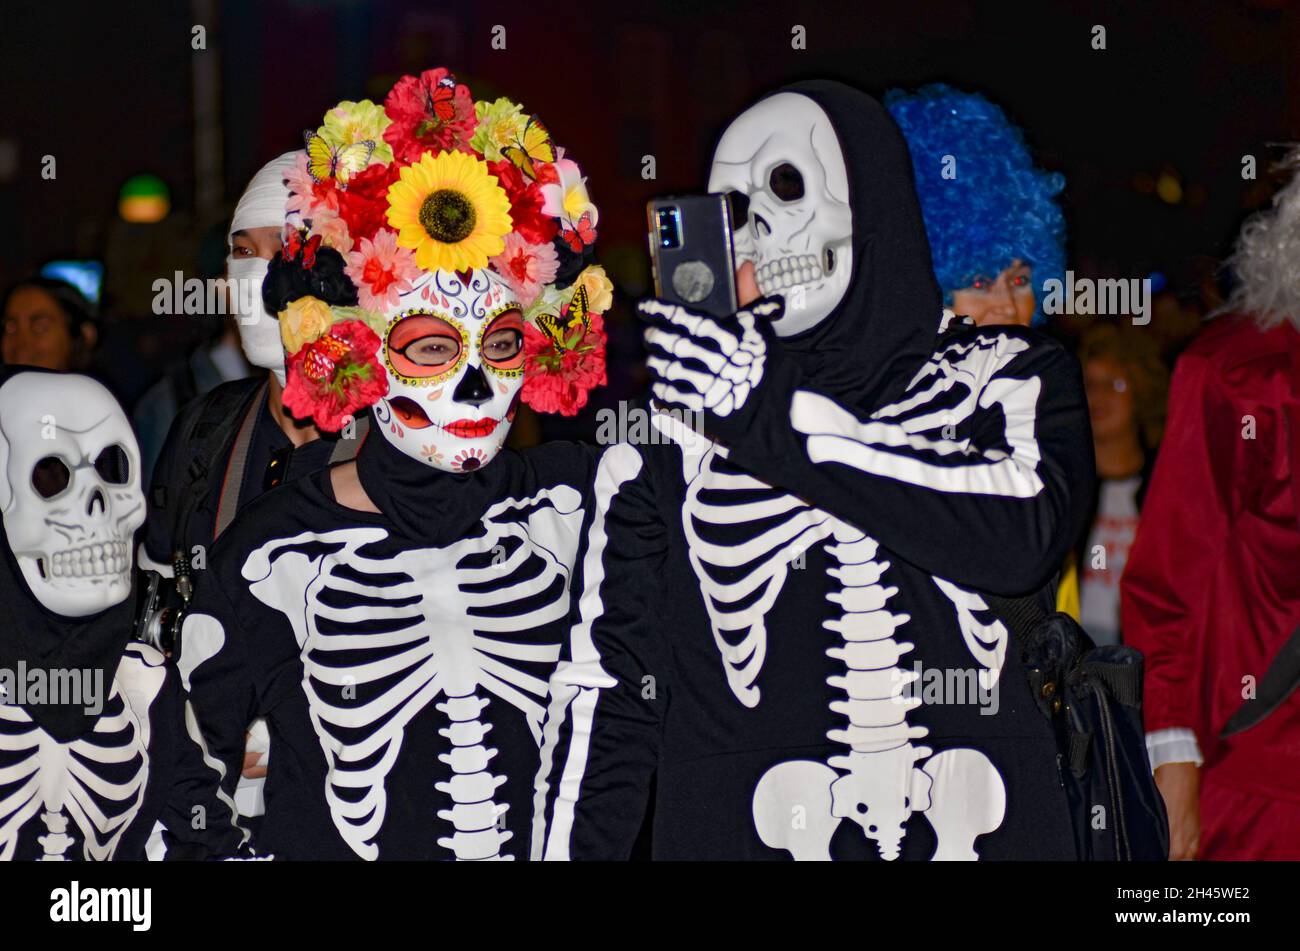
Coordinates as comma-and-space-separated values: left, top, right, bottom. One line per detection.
355, 414, 522, 544
0, 366, 136, 742
761, 80, 943, 410
355, 406, 592, 544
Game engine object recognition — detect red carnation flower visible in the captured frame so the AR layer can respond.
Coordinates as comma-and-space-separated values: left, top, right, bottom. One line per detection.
488, 159, 558, 246
383, 68, 478, 162
521, 312, 607, 416
336, 162, 402, 245
282, 319, 388, 431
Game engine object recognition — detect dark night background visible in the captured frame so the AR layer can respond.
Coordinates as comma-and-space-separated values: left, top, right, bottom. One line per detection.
1, 0, 1296, 427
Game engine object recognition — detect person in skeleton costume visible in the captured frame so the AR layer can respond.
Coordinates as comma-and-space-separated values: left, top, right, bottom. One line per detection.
533, 81, 1094, 860
0, 367, 246, 860
179, 69, 609, 860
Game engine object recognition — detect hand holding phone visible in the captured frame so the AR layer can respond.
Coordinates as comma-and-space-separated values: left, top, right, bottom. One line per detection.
735, 260, 760, 307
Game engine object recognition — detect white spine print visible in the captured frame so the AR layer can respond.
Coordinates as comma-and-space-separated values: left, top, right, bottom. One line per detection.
821, 524, 932, 860
752, 519, 1009, 861
435, 692, 512, 861
38, 811, 73, 860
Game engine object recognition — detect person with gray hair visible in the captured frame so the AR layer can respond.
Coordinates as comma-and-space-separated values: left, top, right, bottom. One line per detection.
1122, 147, 1300, 860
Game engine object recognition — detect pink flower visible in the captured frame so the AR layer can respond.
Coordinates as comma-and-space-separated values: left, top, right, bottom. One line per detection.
309, 209, 354, 254
346, 229, 420, 311
285, 152, 340, 218
490, 233, 559, 307
450, 447, 489, 473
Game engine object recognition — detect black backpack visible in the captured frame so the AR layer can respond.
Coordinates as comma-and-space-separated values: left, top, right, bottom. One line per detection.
135, 379, 265, 650
985, 594, 1170, 861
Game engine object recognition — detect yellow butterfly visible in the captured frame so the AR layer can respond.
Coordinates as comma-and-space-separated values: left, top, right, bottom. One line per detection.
501, 115, 557, 180
536, 285, 591, 351
303, 131, 375, 190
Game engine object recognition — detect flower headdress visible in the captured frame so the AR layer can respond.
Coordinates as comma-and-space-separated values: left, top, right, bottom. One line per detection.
268, 67, 608, 430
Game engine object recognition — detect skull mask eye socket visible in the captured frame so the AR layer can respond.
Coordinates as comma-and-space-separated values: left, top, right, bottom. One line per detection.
725, 190, 751, 231
93, 444, 130, 485
32, 456, 71, 499
768, 162, 805, 202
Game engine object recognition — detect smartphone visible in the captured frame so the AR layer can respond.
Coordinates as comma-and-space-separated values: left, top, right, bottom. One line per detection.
646, 194, 738, 318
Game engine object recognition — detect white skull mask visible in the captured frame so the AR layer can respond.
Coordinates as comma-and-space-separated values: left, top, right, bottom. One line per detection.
709, 92, 853, 337
0, 373, 144, 617
373, 268, 525, 473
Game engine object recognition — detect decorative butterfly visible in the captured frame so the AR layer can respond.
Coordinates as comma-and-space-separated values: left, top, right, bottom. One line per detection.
501, 115, 557, 180
560, 211, 597, 253
303, 130, 376, 190
536, 285, 591, 352
423, 73, 460, 123
283, 228, 323, 269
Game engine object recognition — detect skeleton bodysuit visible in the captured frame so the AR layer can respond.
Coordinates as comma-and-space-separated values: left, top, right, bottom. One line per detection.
0, 368, 246, 861
181, 268, 598, 860
533, 83, 1094, 860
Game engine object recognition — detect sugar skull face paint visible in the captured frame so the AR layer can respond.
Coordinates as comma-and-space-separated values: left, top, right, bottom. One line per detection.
374, 268, 524, 472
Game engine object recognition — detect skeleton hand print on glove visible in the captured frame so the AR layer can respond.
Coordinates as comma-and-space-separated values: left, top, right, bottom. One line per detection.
640, 297, 781, 418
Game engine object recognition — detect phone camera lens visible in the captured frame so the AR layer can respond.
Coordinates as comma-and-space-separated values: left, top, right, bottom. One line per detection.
656, 207, 682, 249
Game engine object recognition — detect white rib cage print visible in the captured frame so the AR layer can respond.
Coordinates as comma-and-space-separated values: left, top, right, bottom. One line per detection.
0, 645, 164, 861
238, 487, 584, 860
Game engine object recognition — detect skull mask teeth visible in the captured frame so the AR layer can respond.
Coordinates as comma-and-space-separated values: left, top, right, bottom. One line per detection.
0, 373, 144, 618
709, 92, 854, 337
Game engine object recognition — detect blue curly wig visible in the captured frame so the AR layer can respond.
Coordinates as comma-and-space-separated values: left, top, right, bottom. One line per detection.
884, 84, 1066, 326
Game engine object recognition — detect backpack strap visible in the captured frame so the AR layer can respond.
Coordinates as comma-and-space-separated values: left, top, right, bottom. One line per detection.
211, 385, 267, 539
981, 591, 1048, 642
170, 378, 266, 556
1220, 621, 1300, 737
981, 581, 1068, 722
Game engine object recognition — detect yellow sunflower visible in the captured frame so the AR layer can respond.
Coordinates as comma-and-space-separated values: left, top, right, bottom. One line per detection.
386, 150, 513, 273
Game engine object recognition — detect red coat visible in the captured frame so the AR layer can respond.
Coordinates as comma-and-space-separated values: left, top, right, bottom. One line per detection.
1122, 315, 1300, 814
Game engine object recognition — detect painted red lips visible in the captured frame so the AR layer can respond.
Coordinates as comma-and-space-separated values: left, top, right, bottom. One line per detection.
441, 417, 499, 439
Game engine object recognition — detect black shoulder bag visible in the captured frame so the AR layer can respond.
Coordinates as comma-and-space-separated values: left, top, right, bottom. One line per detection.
983, 592, 1170, 861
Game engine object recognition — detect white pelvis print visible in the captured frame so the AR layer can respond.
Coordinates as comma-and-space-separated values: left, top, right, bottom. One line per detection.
0, 373, 145, 617
654, 412, 1008, 862
0, 644, 165, 860
227, 487, 583, 860
708, 92, 853, 337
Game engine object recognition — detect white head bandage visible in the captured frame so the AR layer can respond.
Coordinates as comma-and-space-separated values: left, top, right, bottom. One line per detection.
229, 151, 298, 384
